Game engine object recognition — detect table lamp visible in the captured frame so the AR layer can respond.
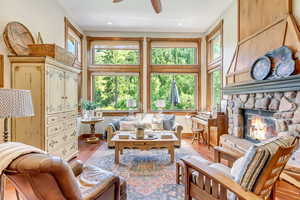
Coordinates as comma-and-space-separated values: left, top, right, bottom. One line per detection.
127, 99, 137, 117
0, 89, 34, 142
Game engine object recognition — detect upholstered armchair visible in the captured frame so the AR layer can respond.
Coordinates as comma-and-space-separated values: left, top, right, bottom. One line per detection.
2, 153, 127, 200
180, 136, 296, 200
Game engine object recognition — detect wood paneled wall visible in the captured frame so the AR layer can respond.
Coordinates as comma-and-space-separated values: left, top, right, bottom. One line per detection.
226, 0, 300, 85
238, 0, 292, 41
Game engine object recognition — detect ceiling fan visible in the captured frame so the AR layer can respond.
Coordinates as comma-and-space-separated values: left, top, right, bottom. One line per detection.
112, 0, 162, 14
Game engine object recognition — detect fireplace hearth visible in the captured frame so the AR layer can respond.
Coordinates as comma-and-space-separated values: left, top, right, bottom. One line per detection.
243, 109, 276, 142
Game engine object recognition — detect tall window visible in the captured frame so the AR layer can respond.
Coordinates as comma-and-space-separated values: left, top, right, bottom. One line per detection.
148, 39, 201, 112
93, 74, 140, 111
211, 70, 222, 105
207, 21, 223, 108
65, 18, 83, 68
88, 38, 143, 114
151, 73, 196, 111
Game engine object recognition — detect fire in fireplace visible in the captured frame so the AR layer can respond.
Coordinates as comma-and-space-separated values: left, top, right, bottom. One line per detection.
243, 109, 277, 142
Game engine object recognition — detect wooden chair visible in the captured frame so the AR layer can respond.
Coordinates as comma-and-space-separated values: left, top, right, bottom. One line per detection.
191, 117, 206, 144
181, 143, 296, 200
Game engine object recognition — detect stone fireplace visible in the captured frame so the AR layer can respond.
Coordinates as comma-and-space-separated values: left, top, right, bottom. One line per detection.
223, 75, 300, 141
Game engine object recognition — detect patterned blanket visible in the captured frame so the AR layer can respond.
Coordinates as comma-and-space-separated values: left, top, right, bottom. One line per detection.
0, 142, 44, 175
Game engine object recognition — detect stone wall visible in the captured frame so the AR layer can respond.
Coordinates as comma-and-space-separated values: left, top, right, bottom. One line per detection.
225, 91, 300, 138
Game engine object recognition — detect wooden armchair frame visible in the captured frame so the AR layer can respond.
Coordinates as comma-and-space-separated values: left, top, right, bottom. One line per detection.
182, 144, 296, 200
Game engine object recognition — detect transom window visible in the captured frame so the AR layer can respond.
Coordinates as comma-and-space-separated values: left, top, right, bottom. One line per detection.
92, 41, 140, 65
151, 41, 198, 65
92, 73, 140, 111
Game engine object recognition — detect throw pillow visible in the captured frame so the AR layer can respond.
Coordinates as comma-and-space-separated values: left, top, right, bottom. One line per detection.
112, 117, 134, 131
120, 121, 136, 131
162, 115, 175, 131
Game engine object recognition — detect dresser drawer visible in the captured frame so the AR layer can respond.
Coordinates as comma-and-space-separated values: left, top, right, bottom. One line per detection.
66, 129, 77, 141
64, 119, 77, 131
47, 133, 65, 152
65, 140, 78, 159
47, 114, 61, 125
62, 111, 77, 120
47, 124, 63, 137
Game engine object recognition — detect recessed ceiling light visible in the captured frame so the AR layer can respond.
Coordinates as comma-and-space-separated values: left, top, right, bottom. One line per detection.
178, 22, 183, 26
107, 21, 113, 25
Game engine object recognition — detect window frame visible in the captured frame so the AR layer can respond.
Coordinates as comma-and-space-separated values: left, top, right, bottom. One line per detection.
147, 38, 201, 114
91, 73, 141, 112
92, 45, 141, 66
210, 68, 222, 106
87, 37, 144, 116
64, 17, 83, 69
206, 21, 223, 109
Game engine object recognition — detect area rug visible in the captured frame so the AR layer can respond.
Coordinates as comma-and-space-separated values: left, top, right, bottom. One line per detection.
86, 140, 200, 200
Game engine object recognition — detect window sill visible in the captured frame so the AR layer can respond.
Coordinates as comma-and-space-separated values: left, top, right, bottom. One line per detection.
101, 111, 141, 117
148, 111, 197, 116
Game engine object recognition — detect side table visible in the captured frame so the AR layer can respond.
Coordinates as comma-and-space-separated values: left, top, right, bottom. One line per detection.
81, 118, 104, 144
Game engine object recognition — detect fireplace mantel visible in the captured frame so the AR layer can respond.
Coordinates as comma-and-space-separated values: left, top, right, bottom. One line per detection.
223, 75, 300, 95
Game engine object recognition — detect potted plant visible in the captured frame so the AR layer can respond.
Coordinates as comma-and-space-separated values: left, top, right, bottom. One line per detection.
81, 100, 98, 119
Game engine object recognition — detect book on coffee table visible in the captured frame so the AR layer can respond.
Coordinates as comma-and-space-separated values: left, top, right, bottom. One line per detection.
118, 133, 130, 139
160, 133, 173, 139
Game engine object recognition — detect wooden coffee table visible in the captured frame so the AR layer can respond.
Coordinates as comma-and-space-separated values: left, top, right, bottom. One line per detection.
111, 133, 178, 164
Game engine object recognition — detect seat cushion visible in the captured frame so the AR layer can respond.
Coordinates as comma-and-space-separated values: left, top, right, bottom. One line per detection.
78, 165, 127, 200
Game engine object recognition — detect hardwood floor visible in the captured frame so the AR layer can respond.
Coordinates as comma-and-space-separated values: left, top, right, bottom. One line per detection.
3, 138, 299, 200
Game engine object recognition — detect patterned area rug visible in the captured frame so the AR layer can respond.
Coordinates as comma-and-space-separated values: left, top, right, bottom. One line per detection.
86, 141, 199, 200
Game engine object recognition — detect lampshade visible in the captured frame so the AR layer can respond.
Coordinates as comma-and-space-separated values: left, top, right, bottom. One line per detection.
0, 89, 34, 118
127, 99, 137, 108
156, 100, 166, 108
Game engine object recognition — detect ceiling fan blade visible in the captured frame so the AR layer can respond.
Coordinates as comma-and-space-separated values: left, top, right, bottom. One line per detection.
112, 0, 123, 3
151, 0, 162, 14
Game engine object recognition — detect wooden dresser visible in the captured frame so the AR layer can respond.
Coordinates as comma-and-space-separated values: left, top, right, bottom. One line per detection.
10, 56, 80, 161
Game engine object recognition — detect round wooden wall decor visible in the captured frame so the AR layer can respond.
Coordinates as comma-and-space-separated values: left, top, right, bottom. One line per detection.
250, 56, 272, 80
3, 22, 35, 55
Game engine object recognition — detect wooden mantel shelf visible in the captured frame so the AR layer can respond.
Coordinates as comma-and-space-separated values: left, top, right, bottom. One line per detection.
223, 75, 300, 95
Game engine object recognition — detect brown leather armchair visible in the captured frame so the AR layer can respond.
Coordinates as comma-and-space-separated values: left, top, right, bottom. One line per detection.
3, 153, 127, 200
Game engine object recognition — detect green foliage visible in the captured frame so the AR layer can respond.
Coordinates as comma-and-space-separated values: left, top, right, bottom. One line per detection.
212, 70, 222, 106
152, 48, 196, 65
92, 47, 198, 111
151, 74, 196, 111
93, 75, 139, 110
81, 100, 98, 110
212, 35, 221, 60
94, 49, 139, 65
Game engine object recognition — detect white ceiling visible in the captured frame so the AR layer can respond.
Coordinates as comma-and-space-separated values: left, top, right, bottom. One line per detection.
57, 0, 233, 33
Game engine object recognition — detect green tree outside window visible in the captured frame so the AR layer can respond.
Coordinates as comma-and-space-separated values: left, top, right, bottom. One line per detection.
151, 74, 196, 111
212, 70, 222, 106
152, 48, 197, 65
93, 75, 139, 111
